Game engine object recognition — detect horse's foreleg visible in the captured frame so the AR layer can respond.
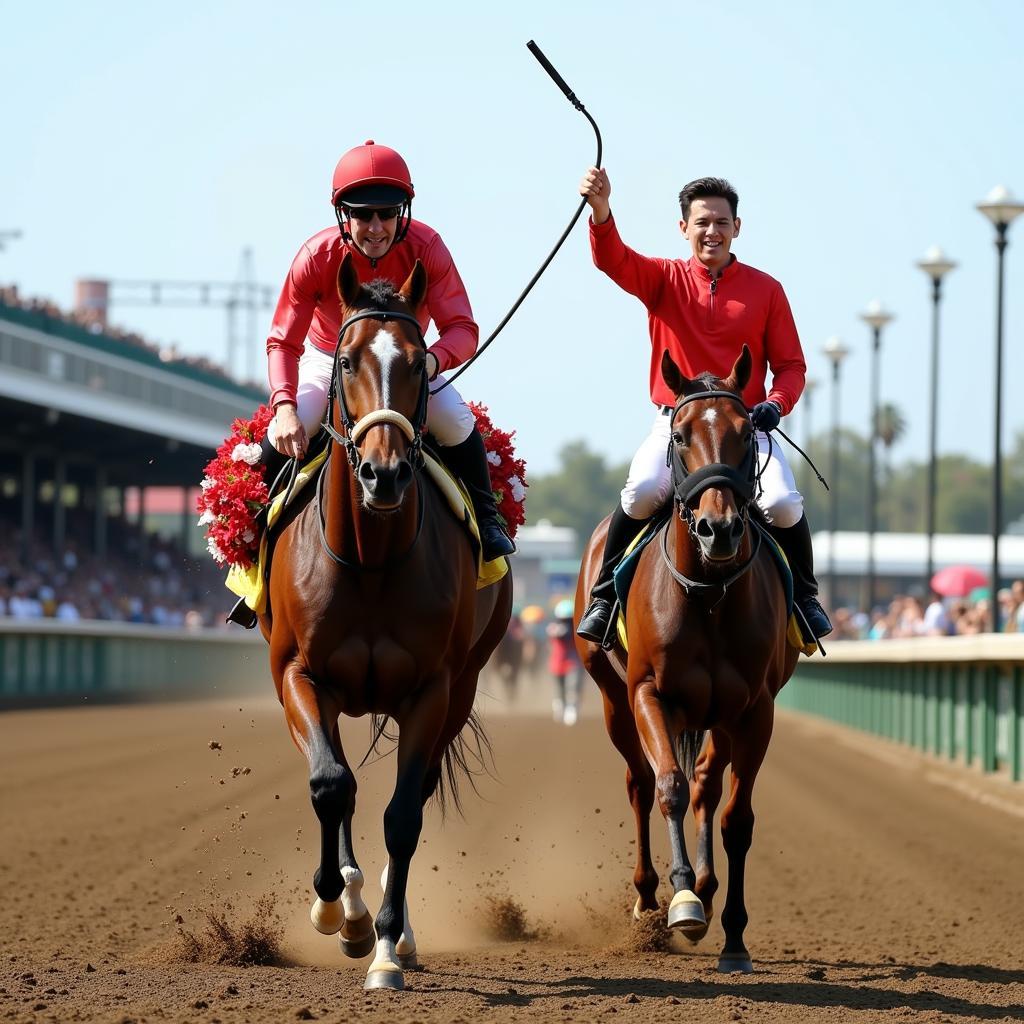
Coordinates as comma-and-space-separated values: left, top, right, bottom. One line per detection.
366, 676, 450, 991
633, 679, 706, 940
690, 729, 730, 931
718, 696, 774, 974
600, 689, 659, 916
281, 666, 374, 958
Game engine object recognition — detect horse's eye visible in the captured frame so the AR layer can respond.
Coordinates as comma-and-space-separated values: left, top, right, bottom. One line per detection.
339, 356, 352, 374
412, 357, 426, 376
672, 431, 686, 447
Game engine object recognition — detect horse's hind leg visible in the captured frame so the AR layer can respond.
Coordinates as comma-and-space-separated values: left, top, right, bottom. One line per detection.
690, 729, 731, 934
633, 680, 707, 940
599, 684, 659, 917
281, 665, 374, 959
718, 696, 774, 974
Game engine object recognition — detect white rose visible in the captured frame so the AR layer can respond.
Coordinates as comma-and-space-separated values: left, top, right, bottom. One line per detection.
508, 475, 526, 502
197, 510, 215, 526
231, 442, 262, 466
486, 451, 501, 466
200, 476, 215, 490
242, 529, 255, 544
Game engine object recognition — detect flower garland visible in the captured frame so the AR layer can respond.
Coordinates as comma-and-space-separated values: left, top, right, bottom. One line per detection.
198, 403, 527, 569
468, 402, 528, 539
195, 405, 273, 568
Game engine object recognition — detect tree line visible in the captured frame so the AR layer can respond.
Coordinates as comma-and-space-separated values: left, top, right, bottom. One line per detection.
526, 427, 1024, 554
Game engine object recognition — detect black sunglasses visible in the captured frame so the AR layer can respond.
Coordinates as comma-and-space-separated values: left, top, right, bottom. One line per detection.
343, 205, 402, 223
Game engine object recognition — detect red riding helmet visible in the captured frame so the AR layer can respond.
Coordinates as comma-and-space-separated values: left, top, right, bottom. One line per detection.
331, 140, 415, 207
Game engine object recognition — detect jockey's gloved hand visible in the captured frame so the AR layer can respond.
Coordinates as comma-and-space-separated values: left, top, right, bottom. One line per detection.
750, 401, 782, 432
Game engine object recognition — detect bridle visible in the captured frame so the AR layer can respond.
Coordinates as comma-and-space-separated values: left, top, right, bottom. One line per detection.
659, 387, 765, 603
316, 307, 429, 571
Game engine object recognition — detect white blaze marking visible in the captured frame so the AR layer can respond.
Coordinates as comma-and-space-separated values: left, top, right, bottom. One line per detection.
369, 328, 400, 408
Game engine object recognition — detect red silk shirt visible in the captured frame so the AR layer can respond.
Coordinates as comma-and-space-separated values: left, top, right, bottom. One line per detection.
266, 221, 478, 409
589, 215, 806, 414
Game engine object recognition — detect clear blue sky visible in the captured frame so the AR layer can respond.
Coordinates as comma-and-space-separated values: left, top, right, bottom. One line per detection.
4, 1, 1023, 478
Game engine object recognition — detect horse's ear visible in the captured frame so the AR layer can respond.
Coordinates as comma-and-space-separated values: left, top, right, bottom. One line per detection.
398, 259, 427, 311
337, 251, 361, 308
661, 351, 703, 398
723, 344, 752, 393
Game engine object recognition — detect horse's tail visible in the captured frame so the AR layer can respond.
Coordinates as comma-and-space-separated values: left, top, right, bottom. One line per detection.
358, 709, 494, 819
434, 708, 494, 818
672, 729, 707, 782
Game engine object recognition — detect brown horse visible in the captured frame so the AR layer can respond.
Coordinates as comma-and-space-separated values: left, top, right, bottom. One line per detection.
574, 346, 798, 973
260, 252, 512, 990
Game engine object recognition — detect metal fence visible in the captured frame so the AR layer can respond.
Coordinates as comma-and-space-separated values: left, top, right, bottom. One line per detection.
780, 636, 1024, 782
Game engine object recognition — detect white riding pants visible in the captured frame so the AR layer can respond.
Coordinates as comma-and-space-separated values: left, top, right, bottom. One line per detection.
268, 339, 476, 447
620, 408, 804, 527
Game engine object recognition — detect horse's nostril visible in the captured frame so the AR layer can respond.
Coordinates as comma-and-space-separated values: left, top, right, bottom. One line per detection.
396, 461, 413, 486
695, 517, 714, 539
730, 516, 745, 540
358, 462, 377, 485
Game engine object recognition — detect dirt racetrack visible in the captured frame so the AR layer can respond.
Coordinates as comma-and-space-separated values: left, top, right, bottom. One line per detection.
2, 675, 1023, 1024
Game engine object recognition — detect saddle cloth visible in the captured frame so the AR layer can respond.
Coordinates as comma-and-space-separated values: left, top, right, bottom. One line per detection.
225, 449, 509, 616
611, 515, 815, 656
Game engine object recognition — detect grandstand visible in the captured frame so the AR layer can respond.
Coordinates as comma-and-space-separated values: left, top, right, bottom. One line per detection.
0, 285, 265, 627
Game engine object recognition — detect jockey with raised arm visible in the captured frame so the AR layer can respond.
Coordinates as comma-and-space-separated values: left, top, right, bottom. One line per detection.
575, 167, 832, 645
260, 140, 515, 563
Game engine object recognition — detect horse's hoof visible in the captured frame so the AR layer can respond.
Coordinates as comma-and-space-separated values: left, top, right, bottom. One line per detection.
398, 950, 418, 970
339, 913, 376, 959
310, 898, 344, 935
667, 889, 708, 941
718, 954, 754, 974
364, 966, 404, 991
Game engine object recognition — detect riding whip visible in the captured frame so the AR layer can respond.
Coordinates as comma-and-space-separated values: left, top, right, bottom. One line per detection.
430, 41, 602, 395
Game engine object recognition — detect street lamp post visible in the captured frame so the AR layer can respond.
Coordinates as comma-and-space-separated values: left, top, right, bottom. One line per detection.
801, 376, 819, 492
858, 300, 895, 615
916, 246, 957, 596
823, 336, 849, 613
976, 185, 1024, 631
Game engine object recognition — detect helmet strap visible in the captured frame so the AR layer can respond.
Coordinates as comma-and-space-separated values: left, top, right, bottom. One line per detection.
333, 199, 413, 261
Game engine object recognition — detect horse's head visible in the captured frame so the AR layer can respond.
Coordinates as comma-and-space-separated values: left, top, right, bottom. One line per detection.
333, 252, 429, 511
662, 346, 757, 563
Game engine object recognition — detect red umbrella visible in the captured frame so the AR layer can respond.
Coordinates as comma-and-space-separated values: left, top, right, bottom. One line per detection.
930, 565, 988, 598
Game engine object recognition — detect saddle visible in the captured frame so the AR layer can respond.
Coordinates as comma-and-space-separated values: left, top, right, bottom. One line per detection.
225, 435, 508, 622
611, 513, 815, 656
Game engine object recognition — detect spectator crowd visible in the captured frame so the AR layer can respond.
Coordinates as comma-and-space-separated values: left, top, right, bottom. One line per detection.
829, 580, 1024, 640
0, 519, 228, 629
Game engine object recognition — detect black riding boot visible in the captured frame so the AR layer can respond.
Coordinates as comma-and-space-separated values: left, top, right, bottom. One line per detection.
767, 513, 832, 640
225, 436, 291, 629
576, 503, 648, 643
439, 430, 516, 561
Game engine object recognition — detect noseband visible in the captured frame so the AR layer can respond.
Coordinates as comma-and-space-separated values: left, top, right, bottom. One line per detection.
317, 308, 430, 572
323, 309, 429, 472
660, 387, 764, 602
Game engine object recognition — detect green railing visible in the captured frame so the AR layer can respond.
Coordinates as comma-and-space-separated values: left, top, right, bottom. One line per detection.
780, 636, 1024, 782
0, 620, 268, 704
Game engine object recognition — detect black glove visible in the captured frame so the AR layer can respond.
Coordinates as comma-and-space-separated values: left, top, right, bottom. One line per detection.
750, 401, 782, 432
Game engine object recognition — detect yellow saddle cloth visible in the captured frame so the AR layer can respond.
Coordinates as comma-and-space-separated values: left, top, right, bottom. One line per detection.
225, 449, 508, 616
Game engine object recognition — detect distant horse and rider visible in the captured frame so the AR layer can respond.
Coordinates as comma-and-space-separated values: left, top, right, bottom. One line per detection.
576, 348, 803, 974
257, 255, 511, 990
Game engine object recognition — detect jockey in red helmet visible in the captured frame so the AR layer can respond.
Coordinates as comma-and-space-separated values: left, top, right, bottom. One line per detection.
261, 140, 514, 561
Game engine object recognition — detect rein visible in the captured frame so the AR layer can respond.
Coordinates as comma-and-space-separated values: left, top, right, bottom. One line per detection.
316, 308, 429, 571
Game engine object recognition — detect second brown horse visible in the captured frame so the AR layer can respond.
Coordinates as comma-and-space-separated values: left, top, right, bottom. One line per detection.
575, 346, 798, 973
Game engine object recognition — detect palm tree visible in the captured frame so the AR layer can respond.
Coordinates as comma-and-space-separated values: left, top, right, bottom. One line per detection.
875, 402, 907, 484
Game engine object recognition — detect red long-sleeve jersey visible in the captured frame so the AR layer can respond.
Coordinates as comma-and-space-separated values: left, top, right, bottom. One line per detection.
266, 221, 478, 409
590, 215, 806, 414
